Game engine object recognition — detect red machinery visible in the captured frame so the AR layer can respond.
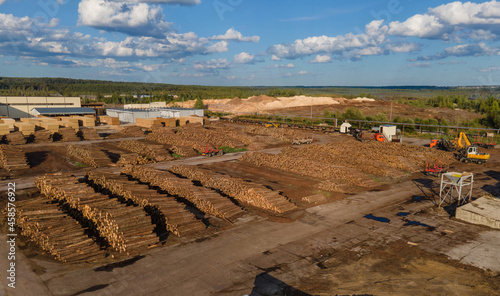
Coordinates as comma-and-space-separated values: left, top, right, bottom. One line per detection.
201, 145, 224, 157
374, 133, 386, 142
474, 136, 497, 149
424, 159, 448, 176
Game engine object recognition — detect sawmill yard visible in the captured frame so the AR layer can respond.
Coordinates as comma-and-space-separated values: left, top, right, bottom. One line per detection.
1, 120, 500, 296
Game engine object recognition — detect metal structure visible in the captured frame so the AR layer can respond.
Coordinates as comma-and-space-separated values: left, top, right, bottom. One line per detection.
439, 172, 474, 206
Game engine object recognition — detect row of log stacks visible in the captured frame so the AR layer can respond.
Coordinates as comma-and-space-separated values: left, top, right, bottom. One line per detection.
243, 125, 308, 143
121, 166, 244, 222
3, 132, 26, 145
79, 129, 102, 141
87, 171, 205, 237
108, 126, 145, 139
145, 127, 197, 156
118, 140, 174, 162
32, 130, 52, 143
15, 198, 106, 263
169, 165, 298, 214
67, 145, 111, 168
35, 174, 159, 254
56, 127, 80, 142
0, 145, 29, 172
116, 153, 153, 166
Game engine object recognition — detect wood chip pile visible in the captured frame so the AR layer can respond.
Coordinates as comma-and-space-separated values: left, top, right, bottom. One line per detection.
79, 129, 102, 140
4, 131, 26, 145
118, 140, 173, 162
57, 127, 80, 142
15, 198, 106, 263
122, 166, 244, 222
33, 130, 52, 143
87, 171, 205, 237
35, 174, 159, 254
0, 145, 29, 172
169, 165, 297, 214
67, 145, 111, 168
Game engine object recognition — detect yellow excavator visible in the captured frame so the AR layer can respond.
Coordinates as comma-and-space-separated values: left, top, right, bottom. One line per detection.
455, 132, 490, 164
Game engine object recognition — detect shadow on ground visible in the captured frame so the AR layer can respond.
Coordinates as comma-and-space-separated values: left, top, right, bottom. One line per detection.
249, 273, 311, 296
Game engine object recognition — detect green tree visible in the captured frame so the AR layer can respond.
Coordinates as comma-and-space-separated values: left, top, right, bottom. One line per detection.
194, 97, 205, 109
342, 107, 365, 120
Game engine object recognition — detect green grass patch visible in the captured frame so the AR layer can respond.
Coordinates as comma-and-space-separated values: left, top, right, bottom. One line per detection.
74, 162, 87, 168
222, 146, 248, 153
172, 153, 183, 159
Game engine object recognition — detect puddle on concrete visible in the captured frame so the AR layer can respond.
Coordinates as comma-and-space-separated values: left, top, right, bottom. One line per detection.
412, 196, 424, 202
364, 214, 390, 223
403, 220, 436, 231
396, 212, 410, 217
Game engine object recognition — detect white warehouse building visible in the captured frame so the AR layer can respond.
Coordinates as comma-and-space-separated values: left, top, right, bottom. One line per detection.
106, 108, 204, 124
0, 96, 81, 118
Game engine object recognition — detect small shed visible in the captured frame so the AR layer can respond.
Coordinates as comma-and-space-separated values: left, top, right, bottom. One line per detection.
340, 122, 352, 134
380, 125, 397, 141
31, 107, 96, 117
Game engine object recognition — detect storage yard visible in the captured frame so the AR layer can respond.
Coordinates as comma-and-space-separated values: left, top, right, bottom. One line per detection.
0, 110, 499, 296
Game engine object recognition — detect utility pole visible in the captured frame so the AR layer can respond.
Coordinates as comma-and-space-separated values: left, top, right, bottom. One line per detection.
390, 101, 393, 121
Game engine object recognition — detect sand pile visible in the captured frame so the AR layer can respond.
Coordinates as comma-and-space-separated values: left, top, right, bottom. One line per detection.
352, 97, 376, 102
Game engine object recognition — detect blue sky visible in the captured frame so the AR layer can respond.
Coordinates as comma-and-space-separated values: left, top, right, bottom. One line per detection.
0, 0, 500, 86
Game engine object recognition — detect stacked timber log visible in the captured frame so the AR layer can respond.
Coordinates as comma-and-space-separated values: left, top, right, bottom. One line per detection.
0, 145, 29, 172
80, 129, 102, 140
116, 153, 153, 166
67, 145, 111, 168
4, 132, 26, 145
243, 125, 307, 143
122, 166, 244, 222
169, 165, 297, 214
146, 128, 197, 156
33, 130, 52, 143
16, 198, 105, 263
57, 127, 80, 142
109, 126, 145, 138
87, 171, 205, 237
118, 140, 173, 162
35, 174, 159, 254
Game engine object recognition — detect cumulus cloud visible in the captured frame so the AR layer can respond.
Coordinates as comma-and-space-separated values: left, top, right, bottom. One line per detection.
271, 63, 295, 68
310, 54, 331, 63
384, 42, 421, 53
209, 28, 260, 43
193, 58, 230, 75
267, 20, 388, 60
234, 52, 254, 64
406, 62, 431, 68
389, 1, 500, 40
416, 42, 498, 61
0, 0, 7, 5
271, 55, 281, 61
107, 0, 201, 5
78, 0, 172, 38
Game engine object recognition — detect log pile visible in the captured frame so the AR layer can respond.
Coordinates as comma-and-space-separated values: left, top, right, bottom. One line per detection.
109, 126, 145, 138
146, 128, 197, 156
87, 171, 205, 237
122, 166, 244, 222
116, 153, 153, 166
118, 140, 173, 162
243, 125, 308, 143
57, 127, 80, 142
4, 132, 26, 145
16, 198, 105, 263
169, 165, 297, 213
33, 130, 52, 143
67, 145, 111, 168
35, 174, 159, 254
80, 129, 102, 140
0, 145, 29, 172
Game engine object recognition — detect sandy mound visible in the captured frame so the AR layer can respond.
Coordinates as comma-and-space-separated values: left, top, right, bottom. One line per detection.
353, 97, 376, 102
226, 97, 243, 106
247, 95, 278, 103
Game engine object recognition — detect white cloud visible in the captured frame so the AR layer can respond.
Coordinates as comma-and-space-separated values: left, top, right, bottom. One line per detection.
193, 58, 230, 75
0, 0, 7, 5
205, 41, 228, 53
417, 42, 498, 61
268, 20, 388, 60
298, 71, 308, 75
384, 42, 420, 53
479, 66, 500, 72
271, 55, 281, 61
271, 63, 295, 68
209, 28, 260, 43
389, 1, 500, 40
107, 0, 200, 5
406, 62, 431, 68
310, 55, 331, 63
78, 0, 172, 38
234, 52, 254, 64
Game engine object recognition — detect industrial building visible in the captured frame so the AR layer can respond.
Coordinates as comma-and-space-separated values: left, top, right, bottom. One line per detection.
31, 107, 96, 117
106, 108, 204, 124
0, 96, 81, 118
124, 102, 167, 109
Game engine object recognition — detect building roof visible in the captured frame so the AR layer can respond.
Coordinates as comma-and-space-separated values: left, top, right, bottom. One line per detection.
31, 107, 96, 115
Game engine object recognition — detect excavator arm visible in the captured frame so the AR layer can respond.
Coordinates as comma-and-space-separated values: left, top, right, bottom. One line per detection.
457, 132, 471, 148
